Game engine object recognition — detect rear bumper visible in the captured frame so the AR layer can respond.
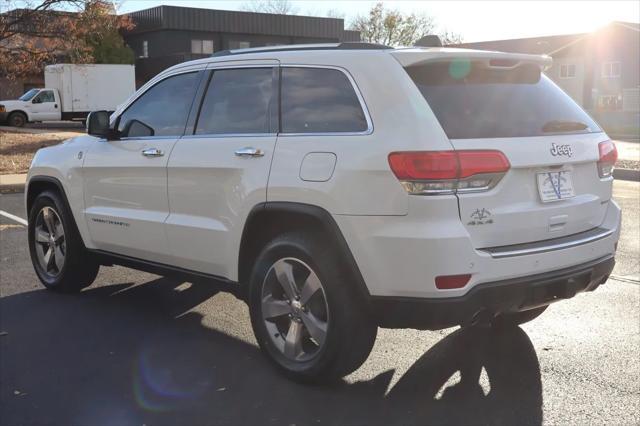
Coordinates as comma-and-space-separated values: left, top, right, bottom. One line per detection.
0, 111, 7, 122
372, 255, 615, 330
334, 198, 621, 298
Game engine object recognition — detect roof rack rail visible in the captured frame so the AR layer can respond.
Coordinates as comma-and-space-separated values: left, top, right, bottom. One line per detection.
212, 42, 393, 57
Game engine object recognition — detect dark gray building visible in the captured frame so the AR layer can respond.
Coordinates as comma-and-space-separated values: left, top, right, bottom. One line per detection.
123, 5, 360, 84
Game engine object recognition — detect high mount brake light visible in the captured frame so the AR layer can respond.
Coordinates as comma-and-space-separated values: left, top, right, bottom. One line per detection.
388, 150, 510, 195
597, 140, 617, 178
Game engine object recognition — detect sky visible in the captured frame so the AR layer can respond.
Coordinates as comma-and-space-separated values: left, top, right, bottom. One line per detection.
116, 0, 640, 42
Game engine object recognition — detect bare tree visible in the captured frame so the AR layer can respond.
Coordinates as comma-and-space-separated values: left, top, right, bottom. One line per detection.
324, 9, 345, 20
440, 30, 464, 45
240, 0, 298, 15
350, 2, 463, 46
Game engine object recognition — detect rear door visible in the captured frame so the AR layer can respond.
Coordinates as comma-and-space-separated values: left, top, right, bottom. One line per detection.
404, 58, 612, 248
165, 61, 278, 277
83, 70, 203, 263
71, 66, 90, 112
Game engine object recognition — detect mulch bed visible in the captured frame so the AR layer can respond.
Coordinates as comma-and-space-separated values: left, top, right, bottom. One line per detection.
0, 131, 67, 174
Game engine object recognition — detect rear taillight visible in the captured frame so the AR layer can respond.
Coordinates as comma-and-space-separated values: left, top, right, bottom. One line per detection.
598, 140, 617, 178
388, 150, 510, 195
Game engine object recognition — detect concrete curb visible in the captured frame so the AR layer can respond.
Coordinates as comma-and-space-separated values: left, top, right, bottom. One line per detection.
0, 174, 27, 194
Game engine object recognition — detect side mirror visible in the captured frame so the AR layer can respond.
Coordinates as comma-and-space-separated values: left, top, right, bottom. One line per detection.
32, 98, 42, 104
86, 110, 113, 139
121, 119, 154, 138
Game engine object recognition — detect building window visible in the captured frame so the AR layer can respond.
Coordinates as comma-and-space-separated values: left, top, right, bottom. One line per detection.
142, 40, 148, 58
601, 62, 621, 78
598, 95, 622, 110
559, 64, 576, 79
191, 39, 214, 55
229, 41, 251, 49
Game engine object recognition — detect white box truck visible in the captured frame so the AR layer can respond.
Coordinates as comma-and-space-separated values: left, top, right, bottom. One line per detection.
0, 64, 135, 127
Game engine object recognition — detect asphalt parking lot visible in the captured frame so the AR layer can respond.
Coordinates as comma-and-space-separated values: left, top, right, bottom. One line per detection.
1, 181, 638, 426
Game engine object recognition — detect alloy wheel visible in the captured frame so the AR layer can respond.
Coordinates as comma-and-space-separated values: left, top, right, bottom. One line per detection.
261, 257, 329, 362
33, 206, 66, 277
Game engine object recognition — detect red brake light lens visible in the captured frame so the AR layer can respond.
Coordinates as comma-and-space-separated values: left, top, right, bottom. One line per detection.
388, 151, 458, 180
597, 140, 617, 178
435, 274, 472, 290
457, 151, 510, 178
388, 150, 510, 194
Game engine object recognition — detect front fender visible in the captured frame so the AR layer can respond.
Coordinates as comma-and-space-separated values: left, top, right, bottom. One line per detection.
27, 135, 99, 249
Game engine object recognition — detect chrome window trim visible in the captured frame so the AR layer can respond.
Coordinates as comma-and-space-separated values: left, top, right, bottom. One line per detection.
278, 64, 374, 137
206, 63, 278, 71
479, 226, 614, 259
185, 133, 278, 139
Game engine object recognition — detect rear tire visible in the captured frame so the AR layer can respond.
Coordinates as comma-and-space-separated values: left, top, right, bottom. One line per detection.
8, 111, 27, 127
248, 232, 377, 383
492, 306, 548, 327
28, 190, 99, 292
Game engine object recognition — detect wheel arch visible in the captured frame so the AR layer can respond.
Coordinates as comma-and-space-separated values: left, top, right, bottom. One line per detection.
8, 109, 29, 122
237, 202, 371, 302
26, 176, 87, 249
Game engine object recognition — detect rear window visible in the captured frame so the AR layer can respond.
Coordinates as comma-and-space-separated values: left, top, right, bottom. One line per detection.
407, 61, 601, 139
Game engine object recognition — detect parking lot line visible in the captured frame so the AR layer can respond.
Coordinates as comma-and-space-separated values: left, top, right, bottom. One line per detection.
0, 210, 28, 226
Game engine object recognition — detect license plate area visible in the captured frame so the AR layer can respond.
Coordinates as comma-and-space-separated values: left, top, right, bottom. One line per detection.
537, 170, 575, 203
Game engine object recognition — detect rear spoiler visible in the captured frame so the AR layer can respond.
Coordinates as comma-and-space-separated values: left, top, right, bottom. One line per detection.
391, 47, 552, 70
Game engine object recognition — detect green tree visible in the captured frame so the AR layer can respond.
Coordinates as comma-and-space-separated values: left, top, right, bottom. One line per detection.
79, 0, 134, 64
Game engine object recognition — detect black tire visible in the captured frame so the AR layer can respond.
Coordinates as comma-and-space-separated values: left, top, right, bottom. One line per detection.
8, 111, 27, 127
492, 306, 548, 327
28, 190, 99, 292
248, 232, 377, 383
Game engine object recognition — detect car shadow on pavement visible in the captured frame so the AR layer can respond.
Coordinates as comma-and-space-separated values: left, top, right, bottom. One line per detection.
0, 277, 543, 426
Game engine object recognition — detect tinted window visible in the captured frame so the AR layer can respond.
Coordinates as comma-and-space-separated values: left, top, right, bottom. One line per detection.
35, 90, 55, 102
118, 72, 199, 137
407, 61, 600, 139
195, 68, 274, 135
281, 68, 368, 133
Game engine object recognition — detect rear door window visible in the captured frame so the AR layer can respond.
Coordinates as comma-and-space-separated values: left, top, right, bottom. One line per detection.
195, 68, 275, 135
406, 61, 600, 139
281, 67, 368, 134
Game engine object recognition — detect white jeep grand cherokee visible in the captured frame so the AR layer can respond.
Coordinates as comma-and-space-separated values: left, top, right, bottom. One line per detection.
26, 43, 620, 382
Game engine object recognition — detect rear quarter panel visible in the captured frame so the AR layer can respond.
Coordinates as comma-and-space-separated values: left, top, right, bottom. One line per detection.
266, 52, 455, 215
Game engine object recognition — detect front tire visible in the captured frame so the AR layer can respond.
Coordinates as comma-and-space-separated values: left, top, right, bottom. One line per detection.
28, 190, 99, 292
8, 111, 27, 127
248, 232, 377, 383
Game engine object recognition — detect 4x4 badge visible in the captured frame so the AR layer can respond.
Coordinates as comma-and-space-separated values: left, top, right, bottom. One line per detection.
468, 208, 493, 225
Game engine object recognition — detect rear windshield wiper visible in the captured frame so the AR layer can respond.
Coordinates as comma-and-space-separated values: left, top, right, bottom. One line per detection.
542, 120, 589, 133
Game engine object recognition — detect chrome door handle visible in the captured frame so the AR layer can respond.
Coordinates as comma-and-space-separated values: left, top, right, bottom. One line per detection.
142, 148, 164, 157
234, 147, 264, 157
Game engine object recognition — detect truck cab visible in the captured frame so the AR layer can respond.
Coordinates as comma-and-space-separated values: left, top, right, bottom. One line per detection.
0, 88, 62, 127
